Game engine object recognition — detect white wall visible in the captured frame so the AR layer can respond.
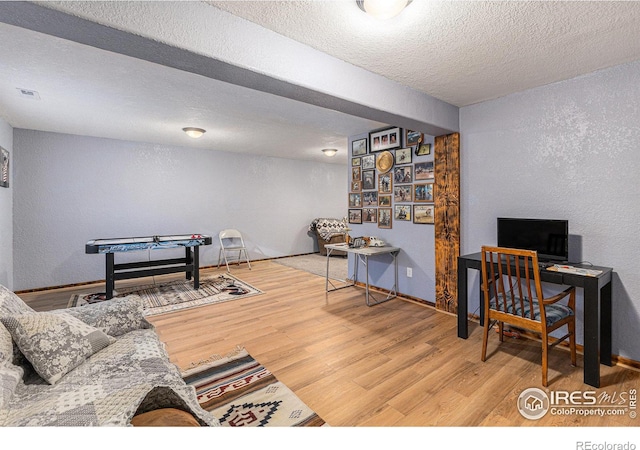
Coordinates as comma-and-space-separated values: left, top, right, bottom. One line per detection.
13, 130, 346, 291
0, 119, 13, 289
460, 60, 640, 361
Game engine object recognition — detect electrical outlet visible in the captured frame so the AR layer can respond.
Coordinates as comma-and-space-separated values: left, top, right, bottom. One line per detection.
407, 267, 413, 278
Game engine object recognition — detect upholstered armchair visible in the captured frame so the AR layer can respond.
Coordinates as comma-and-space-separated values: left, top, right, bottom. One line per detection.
308, 218, 347, 256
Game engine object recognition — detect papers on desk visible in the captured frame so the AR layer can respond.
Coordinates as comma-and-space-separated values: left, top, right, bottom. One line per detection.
547, 265, 603, 277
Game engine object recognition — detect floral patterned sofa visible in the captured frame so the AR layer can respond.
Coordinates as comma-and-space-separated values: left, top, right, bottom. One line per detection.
0, 284, 217, 426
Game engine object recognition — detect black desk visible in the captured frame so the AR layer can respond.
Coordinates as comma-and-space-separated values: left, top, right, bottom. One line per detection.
457, 252, 613, 388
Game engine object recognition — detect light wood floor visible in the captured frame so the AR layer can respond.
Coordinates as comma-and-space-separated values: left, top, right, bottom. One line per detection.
18, 260, 640, 427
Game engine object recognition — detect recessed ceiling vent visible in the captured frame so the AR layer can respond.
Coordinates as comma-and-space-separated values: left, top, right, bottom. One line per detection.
16, 88, 41, 100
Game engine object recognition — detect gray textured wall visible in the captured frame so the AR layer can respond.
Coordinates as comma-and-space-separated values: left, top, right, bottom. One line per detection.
13, 130, 346, 290
346, 131, 437, 303
460, 60, 640, 361
0, 119, 13, 289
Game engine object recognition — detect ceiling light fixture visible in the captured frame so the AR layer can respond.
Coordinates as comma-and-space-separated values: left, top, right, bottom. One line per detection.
356, 0, 412, 20
182, 127, 206, 138
322, 148, 338, 157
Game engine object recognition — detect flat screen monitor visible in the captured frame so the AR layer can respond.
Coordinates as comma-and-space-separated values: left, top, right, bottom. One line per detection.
497, 217, 569, 262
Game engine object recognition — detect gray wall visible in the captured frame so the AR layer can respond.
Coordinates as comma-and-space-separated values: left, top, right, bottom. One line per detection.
13, 130, 346, 291
0, 119, 13, 289
460, 60, 640, 361
347, 132, 436, 303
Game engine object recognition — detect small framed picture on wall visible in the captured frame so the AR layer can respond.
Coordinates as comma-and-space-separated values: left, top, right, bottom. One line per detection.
378, 208, 392, 229
394, 205, 411, 221
414, 161, 434, 180
370, 126, 401, 152
378, 173, 392, 194
414, 204, 435, 224
0, 147, 9, 188
393, 165, 412, 184
414, 183, 434, 202
393, 185, 412, 203
395, 148, 412, 165
352, 138, 367, 156
361, 154, 376, 170
349, 209, 363, 224
363, 191, 378, 206
405, 130, 423, 148
362, 170, 375, 190
349, 192, 362, 208
415, 143, 431, 156
378, 195, 391, 207
363, 208, 377, 223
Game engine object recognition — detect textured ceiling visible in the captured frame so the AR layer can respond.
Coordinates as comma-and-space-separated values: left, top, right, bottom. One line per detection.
210, 0, 640, 107
2, 1, 640, 164
0, 20, 383, 164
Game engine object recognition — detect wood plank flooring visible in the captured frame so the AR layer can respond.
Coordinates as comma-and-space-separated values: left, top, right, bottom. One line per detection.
18, 260, 640, 427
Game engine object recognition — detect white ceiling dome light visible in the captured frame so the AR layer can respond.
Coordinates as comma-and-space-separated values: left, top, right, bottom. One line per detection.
322, 148, 338, 157
182, 127, 206, 138
356, 0, 412, 20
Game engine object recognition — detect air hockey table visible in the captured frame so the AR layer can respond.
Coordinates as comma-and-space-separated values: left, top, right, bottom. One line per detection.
86, 234, 212, 299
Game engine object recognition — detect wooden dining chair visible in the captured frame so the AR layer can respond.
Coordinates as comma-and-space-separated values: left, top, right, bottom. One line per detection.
480, 246, 577, 386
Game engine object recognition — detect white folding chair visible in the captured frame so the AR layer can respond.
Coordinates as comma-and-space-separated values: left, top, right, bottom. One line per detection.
217, 229, 251, 271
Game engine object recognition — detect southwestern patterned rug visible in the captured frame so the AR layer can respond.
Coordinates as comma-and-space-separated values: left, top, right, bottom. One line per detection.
182, 347, 326, 427
67, 273, 263, 317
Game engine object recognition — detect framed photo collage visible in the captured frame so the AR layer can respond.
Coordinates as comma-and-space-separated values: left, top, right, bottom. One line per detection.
349, 127, 434, 228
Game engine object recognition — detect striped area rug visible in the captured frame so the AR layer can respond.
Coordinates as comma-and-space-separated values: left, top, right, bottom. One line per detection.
67, 273, 263, 317
182, 348, 326, 427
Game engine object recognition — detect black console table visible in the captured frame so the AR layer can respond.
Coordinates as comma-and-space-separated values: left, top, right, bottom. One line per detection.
457, 252, 613, 388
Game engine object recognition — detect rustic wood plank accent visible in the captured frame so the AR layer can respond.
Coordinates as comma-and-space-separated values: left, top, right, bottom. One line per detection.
434, 132, 460, 313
